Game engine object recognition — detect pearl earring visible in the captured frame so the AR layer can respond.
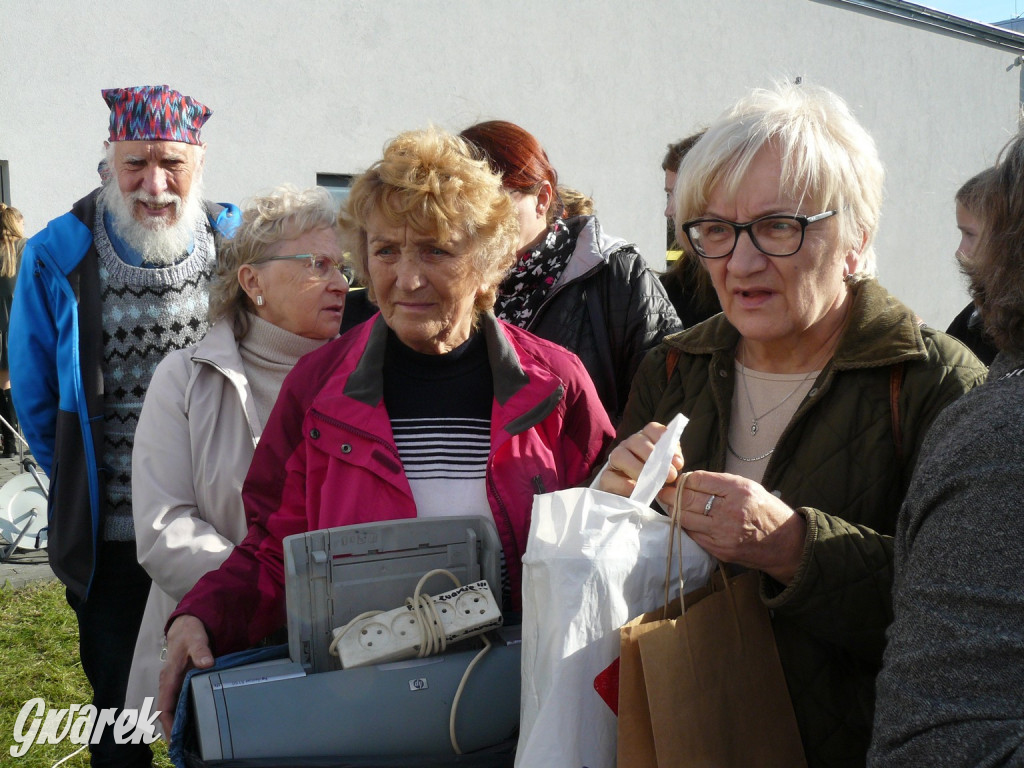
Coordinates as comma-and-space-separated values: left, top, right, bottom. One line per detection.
256, 296, 265, 306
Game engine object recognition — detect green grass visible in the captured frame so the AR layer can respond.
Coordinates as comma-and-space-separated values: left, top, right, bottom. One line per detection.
0, 581, 171, 767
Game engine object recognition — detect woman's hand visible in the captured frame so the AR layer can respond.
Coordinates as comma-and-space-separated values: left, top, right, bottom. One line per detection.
670, 470, 807, 586
596, 422, 684, 497
157, 615, 215, 738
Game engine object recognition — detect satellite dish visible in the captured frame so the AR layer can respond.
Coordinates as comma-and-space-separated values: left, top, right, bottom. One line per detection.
0, 472, 49, 550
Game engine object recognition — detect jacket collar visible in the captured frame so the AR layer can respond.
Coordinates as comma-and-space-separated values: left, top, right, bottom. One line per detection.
187, 320, 264, 439
553, 215, 630, 290
344, 312, 533, 407
190, 321, 246, 380
666, 278, 926, 370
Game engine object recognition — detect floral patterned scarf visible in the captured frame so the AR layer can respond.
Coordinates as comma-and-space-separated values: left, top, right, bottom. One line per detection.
494, 218, 574, 327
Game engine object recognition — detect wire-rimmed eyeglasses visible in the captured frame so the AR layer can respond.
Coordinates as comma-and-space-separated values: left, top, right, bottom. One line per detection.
681, 210, 839, 259
252, 253, 353, 283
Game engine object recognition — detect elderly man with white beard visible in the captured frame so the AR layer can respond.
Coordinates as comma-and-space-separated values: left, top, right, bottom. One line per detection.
9, 84, 238, 768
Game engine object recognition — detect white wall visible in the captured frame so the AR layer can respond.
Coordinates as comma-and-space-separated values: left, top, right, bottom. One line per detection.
2, 0, 1021, 326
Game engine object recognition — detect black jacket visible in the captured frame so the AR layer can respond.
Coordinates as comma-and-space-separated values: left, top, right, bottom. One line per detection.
945, 300, 997, 365
659, 255, 721, 329
515, 215, 681, 423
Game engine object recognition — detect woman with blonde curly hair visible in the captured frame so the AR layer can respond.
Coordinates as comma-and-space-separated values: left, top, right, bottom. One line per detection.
126, 184, 346, 727
157, 128, 613, 735
0, 204, 25, 456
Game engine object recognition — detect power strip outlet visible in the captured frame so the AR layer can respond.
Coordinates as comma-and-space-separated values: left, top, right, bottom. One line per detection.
334, 580, 503, 669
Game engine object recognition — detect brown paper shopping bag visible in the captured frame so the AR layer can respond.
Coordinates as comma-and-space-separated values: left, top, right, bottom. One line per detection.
617, 596, 682, 768
634, 568, 806, 768
616, 481, 692, 768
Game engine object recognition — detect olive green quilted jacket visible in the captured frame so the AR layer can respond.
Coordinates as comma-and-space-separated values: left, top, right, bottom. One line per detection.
618, 278, 988, 768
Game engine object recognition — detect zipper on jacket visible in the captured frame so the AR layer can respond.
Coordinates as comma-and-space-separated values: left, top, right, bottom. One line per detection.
486, 447, 520, 567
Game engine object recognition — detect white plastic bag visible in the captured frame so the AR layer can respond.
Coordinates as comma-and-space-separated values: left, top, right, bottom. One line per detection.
516, 413, 714, 768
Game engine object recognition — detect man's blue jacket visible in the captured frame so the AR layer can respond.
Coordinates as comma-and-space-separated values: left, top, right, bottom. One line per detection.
10, 189, 239, 600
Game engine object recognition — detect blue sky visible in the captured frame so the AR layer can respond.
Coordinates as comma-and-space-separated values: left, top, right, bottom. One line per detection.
924, 0, 1022, 23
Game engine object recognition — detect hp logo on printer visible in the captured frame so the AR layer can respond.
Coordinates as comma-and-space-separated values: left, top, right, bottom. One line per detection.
408, 677, 429, 691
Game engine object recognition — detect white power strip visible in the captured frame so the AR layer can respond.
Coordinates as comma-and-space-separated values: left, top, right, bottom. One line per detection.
333, 579, 503, 669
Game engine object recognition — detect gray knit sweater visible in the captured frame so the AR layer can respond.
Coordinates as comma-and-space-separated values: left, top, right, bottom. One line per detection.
869, 351, 1024, 767
95, 208, 214, 541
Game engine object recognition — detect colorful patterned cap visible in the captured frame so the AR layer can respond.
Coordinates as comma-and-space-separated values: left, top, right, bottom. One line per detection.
102, 84, 212, 145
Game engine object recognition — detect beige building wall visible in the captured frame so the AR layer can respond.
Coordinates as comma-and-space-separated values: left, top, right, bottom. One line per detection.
2, 0, 1021, 325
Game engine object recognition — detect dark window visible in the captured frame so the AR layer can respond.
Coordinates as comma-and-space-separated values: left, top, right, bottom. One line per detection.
317, 173, 354, 211
0, 161, 10, 205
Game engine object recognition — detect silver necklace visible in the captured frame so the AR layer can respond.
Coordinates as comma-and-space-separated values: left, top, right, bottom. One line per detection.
738, 359, 818, 436
727, 443, 774, 463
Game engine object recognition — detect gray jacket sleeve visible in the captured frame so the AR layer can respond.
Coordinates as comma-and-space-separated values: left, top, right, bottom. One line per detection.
869, 374, 1024, 767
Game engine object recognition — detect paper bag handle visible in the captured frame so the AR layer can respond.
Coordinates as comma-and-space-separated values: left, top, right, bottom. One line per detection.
629, 412, 687, 508
662, 475, 690, 618
664, 474, 738, 622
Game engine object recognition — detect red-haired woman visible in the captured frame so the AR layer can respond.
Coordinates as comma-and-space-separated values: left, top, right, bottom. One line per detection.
460, 120, 680, 423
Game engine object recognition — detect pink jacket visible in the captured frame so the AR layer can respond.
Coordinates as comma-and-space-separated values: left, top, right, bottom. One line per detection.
172, 314, 614, 655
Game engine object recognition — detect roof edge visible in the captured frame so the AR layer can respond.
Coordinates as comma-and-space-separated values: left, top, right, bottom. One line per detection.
828, 0, 1024, 53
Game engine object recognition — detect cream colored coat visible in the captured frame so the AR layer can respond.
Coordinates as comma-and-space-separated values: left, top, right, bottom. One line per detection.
125, 320, 265, 725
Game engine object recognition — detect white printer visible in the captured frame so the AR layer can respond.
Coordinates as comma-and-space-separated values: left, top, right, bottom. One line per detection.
185, 517, 520, 765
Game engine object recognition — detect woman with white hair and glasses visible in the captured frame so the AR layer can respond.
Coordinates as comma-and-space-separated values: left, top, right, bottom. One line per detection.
125, 184, 348, 728
597, 82, 987, 766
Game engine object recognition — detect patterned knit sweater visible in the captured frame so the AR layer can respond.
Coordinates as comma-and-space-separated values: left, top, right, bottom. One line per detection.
94, 207, 215, 540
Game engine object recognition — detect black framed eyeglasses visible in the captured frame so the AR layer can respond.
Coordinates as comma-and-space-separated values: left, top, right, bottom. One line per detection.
252, 253, 353, 284
681, 210, 839, 259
